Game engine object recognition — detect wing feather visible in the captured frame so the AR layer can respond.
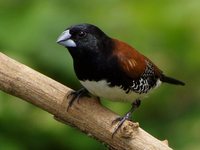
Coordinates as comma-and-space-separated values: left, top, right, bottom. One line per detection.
112, 39, 162, 80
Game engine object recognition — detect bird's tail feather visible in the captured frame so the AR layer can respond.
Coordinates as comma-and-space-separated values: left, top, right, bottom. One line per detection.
161, 75, 185, 86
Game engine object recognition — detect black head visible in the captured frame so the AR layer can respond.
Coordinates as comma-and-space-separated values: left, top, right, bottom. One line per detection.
57, 23, 113, 57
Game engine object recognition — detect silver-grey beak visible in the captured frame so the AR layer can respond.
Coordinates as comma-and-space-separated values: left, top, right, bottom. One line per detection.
57, 30, 76, 47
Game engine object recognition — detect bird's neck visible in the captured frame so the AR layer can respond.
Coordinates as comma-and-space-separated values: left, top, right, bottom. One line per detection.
67, 37, 115, 81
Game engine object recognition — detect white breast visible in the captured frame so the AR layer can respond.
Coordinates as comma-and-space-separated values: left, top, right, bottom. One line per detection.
80, 80, 161, 103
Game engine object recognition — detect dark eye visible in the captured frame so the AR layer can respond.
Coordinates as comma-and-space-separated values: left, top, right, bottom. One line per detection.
77, 31, 86, 38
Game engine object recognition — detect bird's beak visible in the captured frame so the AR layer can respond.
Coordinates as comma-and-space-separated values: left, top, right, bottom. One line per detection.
56, 30, 76, 47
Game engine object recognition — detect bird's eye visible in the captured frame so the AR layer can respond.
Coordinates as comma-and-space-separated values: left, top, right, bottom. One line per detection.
77, 31, 86, 38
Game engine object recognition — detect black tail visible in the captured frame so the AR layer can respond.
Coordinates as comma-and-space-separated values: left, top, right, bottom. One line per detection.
161, 75, 185, 86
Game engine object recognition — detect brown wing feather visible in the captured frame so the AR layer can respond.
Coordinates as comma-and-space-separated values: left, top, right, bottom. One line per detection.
112, 39, 162, 79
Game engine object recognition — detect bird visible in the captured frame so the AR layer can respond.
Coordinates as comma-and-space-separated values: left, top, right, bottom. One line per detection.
56, 23, 185, 136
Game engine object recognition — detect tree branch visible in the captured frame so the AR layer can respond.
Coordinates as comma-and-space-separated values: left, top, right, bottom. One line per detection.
0, 52, 172, 150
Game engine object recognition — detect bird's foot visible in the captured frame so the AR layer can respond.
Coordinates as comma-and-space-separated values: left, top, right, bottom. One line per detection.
67, 88, 90, 111
111, 99, 141, 138
112, 112, 132, 138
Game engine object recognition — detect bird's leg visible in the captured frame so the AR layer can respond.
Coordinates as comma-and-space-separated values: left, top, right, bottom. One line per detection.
67, 88, 90, 111
112, 99, 141, 137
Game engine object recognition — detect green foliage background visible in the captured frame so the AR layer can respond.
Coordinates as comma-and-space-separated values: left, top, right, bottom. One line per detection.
0, 0, 200, 150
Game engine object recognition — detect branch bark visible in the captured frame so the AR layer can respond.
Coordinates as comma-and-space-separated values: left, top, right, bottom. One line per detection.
0, 52, 172, 150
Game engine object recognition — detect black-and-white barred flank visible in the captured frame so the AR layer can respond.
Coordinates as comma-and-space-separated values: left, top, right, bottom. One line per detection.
130, 61, 158, 94
131, 78, 150, 93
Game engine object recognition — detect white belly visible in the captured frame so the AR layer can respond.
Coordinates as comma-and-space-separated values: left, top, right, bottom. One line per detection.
80, 80, 155, 103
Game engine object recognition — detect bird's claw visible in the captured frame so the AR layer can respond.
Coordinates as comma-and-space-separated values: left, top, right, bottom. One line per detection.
112, 112, 132, 138
111, 99, 141, 138
67, 88, 89, 111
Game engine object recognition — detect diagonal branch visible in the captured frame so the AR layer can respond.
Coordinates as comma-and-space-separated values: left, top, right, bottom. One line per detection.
0, 52, 172, 150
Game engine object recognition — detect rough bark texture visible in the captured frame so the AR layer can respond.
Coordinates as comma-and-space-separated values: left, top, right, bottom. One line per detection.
0, 52, 172, 150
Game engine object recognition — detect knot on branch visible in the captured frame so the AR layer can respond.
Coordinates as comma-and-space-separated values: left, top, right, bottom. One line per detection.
119, 121, 139, 138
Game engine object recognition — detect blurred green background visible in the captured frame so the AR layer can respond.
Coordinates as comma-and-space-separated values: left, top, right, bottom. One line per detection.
0, 0, 200, 150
